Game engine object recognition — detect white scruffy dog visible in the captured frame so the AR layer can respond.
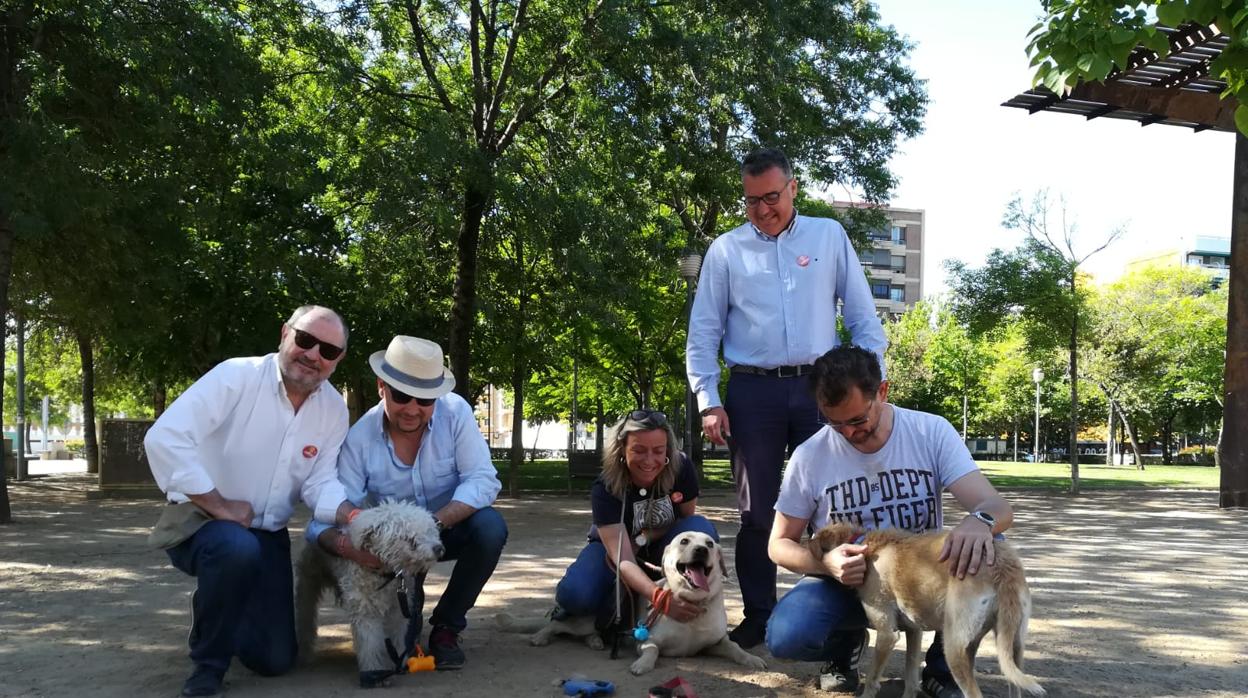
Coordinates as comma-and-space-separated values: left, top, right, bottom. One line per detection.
295, 500, 443, 686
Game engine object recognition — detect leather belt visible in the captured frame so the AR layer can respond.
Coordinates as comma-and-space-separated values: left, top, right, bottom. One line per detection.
730, 364, 814, 378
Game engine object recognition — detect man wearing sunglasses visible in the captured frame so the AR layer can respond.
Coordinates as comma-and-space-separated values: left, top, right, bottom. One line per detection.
306, 335, 505, 672
766, 346, 1013, 698
146, 305, 359, 697
686, 147, 887, 651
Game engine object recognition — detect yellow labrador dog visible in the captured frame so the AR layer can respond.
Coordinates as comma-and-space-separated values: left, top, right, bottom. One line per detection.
498, 532, 765, 676
810, 523, 1044, 698
628, 531, 766, 675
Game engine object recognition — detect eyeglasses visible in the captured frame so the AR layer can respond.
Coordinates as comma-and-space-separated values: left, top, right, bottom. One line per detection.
627, 409, 667, 428
826, 400, 875, 431
744, 178, 794, 209
386, 383, 437, 407
289, 326, 345, 360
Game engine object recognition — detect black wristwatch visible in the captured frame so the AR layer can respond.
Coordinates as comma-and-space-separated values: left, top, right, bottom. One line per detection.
969, 511, 996, 529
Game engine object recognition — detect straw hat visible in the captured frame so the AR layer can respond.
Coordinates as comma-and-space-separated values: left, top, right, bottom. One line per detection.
368, 336, 456, 398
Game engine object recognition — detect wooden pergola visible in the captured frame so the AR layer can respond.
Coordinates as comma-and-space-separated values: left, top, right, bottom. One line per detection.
1003, 23, 1247, 508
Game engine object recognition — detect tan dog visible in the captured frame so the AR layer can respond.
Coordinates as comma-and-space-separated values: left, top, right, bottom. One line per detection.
629, 531, 766, 675
809, 523, 1044, 698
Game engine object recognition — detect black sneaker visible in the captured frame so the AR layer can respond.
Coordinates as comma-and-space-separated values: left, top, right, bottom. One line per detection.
921, 670, 965, 698
180, 665, 223, 697
817, 662, 860, 693
429, 625, 465, 670
727, 616, 768, 649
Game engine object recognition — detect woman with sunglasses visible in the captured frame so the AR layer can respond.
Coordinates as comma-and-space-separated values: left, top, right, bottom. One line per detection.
551, 409, 720, 629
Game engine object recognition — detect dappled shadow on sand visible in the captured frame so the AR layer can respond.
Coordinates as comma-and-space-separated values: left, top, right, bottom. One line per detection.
1, 476, 1245, 696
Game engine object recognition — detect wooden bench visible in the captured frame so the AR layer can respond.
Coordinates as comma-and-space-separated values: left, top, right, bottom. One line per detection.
567, 451, 602, 493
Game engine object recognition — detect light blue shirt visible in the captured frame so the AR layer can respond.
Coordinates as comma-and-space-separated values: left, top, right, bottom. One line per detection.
305, 393, 501, 542
686, 214, 888, 411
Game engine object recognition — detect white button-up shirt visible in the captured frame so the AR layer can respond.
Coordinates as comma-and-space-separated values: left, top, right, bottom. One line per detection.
145, 353, 349, 531
304, 394, 501, 543
686, 214, 888, 411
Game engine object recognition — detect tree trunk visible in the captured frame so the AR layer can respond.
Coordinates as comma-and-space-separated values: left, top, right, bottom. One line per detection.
1068, 270, 1080, 494
153, 381, 167, 418
1098, 382, 1145, 469
1106, 399, 1114, 466
76, 329, 99, 474
1012, 419, 1018, 462
507, 247, 528, 499
1162, 415, 1174, 465
448, 174, 493, 401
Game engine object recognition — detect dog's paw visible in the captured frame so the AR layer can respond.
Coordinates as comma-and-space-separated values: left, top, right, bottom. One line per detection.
740, 653, 767, 670
359, 670, 394, 688
529, 631, 552, 646
585, 635, 605, 651
628, 659, 655, 676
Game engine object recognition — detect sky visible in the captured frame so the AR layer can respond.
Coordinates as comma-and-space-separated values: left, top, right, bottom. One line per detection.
864, 0, 1235, 294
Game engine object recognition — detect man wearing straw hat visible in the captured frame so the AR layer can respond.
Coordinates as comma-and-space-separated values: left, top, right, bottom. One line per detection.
307, 335, 506, 671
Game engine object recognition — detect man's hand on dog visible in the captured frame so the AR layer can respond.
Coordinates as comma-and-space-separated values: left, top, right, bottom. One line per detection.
826, 543, 869, 587
938, 517, 996, 579
337, 532, 384, 569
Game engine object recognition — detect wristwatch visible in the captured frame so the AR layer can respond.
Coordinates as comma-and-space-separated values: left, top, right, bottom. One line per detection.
435, 517, 446, 533
969, 511, 996, 529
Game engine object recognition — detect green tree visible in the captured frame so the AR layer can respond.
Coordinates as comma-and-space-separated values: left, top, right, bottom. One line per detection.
1088, 264, 1227, 465
884, 299, 939, 413
946, 192, 1121, 492
979, 322, 1045, 461
1026, 0, 1248, 135
925, 308, 989, 438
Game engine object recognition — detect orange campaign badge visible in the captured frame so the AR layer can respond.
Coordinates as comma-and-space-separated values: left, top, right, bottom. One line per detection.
302, 445, 318, 459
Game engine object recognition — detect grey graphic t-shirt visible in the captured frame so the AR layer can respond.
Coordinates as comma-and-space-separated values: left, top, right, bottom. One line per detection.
776, 406, 979, 533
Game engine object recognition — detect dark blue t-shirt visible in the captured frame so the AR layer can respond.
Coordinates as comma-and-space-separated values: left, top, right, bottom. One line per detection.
589, 453, 700, 541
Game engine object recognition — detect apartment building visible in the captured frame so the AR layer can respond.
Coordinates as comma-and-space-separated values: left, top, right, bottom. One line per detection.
835, 203, 925, 317
1125, 235, 1230, 285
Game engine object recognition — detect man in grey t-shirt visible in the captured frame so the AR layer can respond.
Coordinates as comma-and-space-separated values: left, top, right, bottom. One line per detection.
765, 346, 1015, 698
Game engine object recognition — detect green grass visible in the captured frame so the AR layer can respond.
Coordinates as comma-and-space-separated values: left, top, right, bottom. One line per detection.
975, 460, 1221, 490
492, 458, 1220, 494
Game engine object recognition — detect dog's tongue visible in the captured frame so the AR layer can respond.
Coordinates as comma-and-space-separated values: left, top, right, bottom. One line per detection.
684, 566, 709, 590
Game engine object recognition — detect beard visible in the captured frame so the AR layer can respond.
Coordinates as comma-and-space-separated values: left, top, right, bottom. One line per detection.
279, 355, 324, 393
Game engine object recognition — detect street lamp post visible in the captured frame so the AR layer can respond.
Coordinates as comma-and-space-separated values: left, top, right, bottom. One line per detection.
1032, 367, 1044, 464
679, 252, 703, 469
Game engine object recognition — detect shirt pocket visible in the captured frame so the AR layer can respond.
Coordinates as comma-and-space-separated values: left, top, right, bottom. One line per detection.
429, 456, 459, 487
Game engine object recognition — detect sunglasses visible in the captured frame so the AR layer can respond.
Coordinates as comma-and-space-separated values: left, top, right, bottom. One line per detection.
386, 383, 437, 407
288, 326, 345, 360
627, 409, 668, 427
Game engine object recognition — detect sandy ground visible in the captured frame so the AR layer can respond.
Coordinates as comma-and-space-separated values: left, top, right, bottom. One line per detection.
1, 473, 1246, 698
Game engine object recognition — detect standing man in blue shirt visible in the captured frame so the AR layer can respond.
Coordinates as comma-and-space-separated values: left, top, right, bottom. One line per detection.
686, 148, 887, 651
307, 335, 506, 671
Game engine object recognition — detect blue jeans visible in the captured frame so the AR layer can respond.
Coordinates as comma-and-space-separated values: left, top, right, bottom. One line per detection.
554, 515, 719, 617
767, 575, 950, 674
404, 506, 508, 647
166, 521, 297, 677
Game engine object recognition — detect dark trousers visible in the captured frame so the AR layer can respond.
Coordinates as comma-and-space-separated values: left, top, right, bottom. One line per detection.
725, 371, 823, 621
404, 506, 508, 648
166, 521, 297, 677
